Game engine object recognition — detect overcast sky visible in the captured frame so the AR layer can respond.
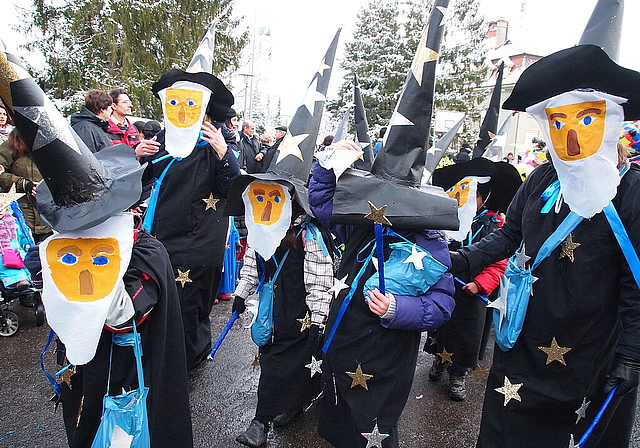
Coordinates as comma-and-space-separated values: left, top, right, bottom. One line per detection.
2, 0, 638, 120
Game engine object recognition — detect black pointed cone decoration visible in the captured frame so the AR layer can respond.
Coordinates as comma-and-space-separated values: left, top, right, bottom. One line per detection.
334, 107, 351, 143
473, 61, 504, 159
353, 75, 373, 171
330, 1, 458, 230
0, 40, 106, 207
371, 0, 449, 186
579, 0, 623, 62
423, 114, 465, 181
268, 28, 341, 183
186, 20, 217, 74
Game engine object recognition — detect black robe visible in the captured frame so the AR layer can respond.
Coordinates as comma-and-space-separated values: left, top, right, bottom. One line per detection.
143, 132, 240, 369
60, 231, 193, 448
461, 162, 640, 448
254, 229, 322, 421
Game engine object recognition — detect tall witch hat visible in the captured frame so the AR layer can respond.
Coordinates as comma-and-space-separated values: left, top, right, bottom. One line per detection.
422, 114, 466, 183
225, 29, 342, 216
0, 41, 144, 233
472, 61, 504, 159
579, 0, 623, 61
482, 112, 515, 161
352, 75, 374, 170
333, 105, 351, 143
330, 0, 458, 229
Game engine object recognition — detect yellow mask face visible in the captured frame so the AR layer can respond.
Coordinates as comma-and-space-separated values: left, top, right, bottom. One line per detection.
164, 88, 204, 128
45, 237, 121, 302
447, 179, 472, 208
545, 100, 606, 161
248, 182, 286, 225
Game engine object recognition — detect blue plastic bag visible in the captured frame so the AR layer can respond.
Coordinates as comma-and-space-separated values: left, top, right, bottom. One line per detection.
251, 281, 275, 346
91, 330, 150, 448
364, 241, 447, 297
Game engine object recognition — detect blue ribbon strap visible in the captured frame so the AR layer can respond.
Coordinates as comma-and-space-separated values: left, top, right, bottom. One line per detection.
142, 157, 178, 233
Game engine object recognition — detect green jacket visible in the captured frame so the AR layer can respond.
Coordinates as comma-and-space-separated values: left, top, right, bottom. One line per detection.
0, 141, 51, 236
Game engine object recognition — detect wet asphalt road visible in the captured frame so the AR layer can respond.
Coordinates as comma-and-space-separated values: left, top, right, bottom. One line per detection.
2, 300, 640, 448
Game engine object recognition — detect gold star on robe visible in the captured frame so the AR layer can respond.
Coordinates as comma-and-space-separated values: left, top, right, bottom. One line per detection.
202, 193, 219, 211
538, 337, 572, 366
495, 376, 523, 406
559, 233, 581, 262
251, 354, 261, 371
59, 367, 76, 390
437, 348, 454, 364
275, 131, 309, 164
346, 363, 374, 390
175, 269, 193, 287
364, 201, 392, 226
471, 365, 489, 379
410, 25, 439, 86
297, 311, 311, 332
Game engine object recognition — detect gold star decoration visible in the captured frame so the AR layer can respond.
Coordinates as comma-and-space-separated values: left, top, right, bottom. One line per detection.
346, 363, 374, 390
559, 233, 581, 262
471, 365, 489, 379
297, 311, 312, 332
437, 348, 454, 364
495, 376, 523, 406
410, 25, 439, 86
202, 193, 219, 211
251, 354, 261, 371
538, 337, 572, 366
364, 201, 392, 226
0, 45, 32, 109
175, 269, 193, 288
275, 130, 309, 164
59, 366, 76, 390
50, 393, 62, 414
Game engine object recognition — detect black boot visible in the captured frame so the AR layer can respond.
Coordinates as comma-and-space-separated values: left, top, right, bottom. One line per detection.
236, 419, 269, 447
272, 407, 302, 427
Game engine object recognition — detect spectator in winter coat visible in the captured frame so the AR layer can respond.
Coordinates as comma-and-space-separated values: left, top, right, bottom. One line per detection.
238, 121, 271, 174
106, 88, 141, 148
70, 89, 114, 153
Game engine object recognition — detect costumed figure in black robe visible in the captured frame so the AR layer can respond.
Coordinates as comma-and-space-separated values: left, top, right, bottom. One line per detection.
136, 22, 240, 370
450, 11, 640, 446
425, 158, 521, 401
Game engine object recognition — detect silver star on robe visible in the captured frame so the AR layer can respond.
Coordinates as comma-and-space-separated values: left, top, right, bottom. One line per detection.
361, 422, 390, 448
568, 434, 577, 448
514, 245, 531, 270
403, 244, 427, 270
575, 397, 591, 425
305, 356, 323, 378
328, 275, 350, 296
487, 277, 509, 330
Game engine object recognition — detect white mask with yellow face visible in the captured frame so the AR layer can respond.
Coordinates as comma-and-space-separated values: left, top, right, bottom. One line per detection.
527, 90, 625, 218
445, 176, 490, 242
242, 181, 292, 259
39, 213, 134, 365
158, 80, 211, 158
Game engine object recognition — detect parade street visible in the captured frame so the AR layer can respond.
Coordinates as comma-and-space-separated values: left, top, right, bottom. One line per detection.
1, 299, 640, 448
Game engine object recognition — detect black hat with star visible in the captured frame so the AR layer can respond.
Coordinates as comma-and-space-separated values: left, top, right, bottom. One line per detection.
0, 41, 145, 233
329, 0, 458, 230
225, 29, 342, 216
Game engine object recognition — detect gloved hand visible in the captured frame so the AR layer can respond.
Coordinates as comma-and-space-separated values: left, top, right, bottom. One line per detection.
603, 354, 640, 396
449, 250, 469, 277
232, 296, 246, 314
308, 324, 323, 354
22, 179, 36, 196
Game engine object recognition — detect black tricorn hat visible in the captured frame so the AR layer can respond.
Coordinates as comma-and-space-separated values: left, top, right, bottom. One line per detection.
432, 157, 522, 213
502, 45, 640, 121
151, 69, 234, 122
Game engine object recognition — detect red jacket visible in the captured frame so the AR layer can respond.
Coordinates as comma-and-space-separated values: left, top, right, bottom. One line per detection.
472, 211, 507, 295
107, 118, 140, 148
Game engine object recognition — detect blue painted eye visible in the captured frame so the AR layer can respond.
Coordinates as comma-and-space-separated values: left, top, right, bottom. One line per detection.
92, 256, 109, 266
256, 196, 264, 202
168, 99, 178, 106
187, 100, 196, 107
274, 197, 281, 203
553, 120, 565, 130
61, 253, 78, 265
579, 116, 595, 126
448, 187, 454, 193
460, 184, 466, 190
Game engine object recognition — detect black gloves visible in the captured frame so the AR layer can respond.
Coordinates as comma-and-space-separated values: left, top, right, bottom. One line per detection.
449, 250, 470, 277
22, 179, 36, 196
308, 324, 323, 354
232, 296, 246, 314
604, 354, 640, 396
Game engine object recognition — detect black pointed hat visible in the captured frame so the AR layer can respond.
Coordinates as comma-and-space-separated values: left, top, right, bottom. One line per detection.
352, 75, 374, 171
329, 0, 458, 229
579, 0, 624, 62
473, 61, 504, 159
423, 114, 466, 182
225, 29, 342, 216
432, 157, 522, 213
0, 41, 144, 233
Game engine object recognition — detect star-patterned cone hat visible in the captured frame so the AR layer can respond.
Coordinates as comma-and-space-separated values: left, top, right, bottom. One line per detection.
225, 29, 341, 216
329, 0, 459, 230
422, 113, 466, 183
0, 40, 145, 233
472, 61, 504, 159
352, 75, 374, 171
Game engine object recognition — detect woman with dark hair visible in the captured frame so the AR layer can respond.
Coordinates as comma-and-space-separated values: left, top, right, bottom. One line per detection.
0, 103, 14, 142
0, 128, 51, 242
